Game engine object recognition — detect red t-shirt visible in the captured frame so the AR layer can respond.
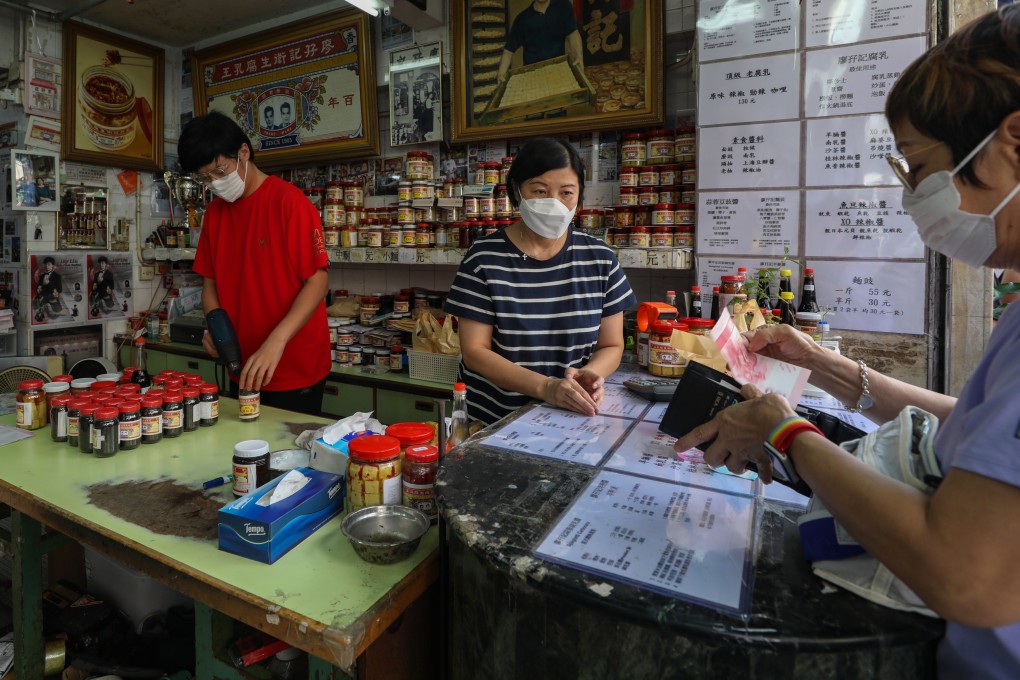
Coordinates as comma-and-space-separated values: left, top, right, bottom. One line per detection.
194, 175, 330, 391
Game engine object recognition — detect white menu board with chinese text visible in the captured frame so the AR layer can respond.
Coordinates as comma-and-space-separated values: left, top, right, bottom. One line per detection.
699, 52, 800, 125
698, 0, 799, 62
804, 114, 898, 187
698, 122, 801, 190
805, 187, 924, 259
534, 470, 757, 613
697, 190, 800, 256
696, 256, 794, 317
482, 405, 633, 466
806, 0, 927, 48
804, 37, 926, 117
810, 260, 926, 334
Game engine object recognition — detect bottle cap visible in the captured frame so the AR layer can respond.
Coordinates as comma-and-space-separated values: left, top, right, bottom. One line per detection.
454, 382, 466, 392
780, 292, 795, 301
233, 439, 270, 459
804, 267, 814, 275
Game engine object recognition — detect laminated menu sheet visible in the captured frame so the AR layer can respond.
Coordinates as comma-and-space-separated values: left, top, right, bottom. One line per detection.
534, 469, 757, 614
482, 404, 634, 466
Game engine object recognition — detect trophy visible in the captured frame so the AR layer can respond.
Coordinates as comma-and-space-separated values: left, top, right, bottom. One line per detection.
163, 170, 207, 248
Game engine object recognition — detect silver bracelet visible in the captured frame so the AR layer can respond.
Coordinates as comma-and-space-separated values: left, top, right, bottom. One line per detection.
845, 359, 873, 413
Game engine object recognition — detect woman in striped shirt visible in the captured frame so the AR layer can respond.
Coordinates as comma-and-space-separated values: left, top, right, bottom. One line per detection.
444, 138, 636, 425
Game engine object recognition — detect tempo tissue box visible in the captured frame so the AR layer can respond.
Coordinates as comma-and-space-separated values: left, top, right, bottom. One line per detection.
218, 466, 344, 564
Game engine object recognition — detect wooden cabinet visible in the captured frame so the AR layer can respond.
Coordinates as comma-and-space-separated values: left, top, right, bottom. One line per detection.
321, 380, 373, 418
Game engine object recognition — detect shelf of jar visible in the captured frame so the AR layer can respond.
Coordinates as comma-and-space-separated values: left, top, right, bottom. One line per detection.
328, 247, 693, 269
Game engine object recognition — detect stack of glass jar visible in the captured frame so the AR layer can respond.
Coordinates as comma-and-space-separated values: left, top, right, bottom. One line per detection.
316, 179, 367, 248
612, 126, 697, 249
16, 371, 220, 455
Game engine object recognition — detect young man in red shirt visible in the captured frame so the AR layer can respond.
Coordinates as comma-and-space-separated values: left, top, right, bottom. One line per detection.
179, 111, 330, 415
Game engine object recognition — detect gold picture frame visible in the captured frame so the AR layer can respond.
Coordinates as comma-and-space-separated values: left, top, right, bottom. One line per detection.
451, 0, 663, 143
61, 21, 164, 172
192, 9, 380, 169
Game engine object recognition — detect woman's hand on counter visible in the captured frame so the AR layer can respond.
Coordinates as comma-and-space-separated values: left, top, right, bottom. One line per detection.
565, 367, 606, 406
542, 374, 600, 417
239, 337, 286, 391
673, 384, 797, 483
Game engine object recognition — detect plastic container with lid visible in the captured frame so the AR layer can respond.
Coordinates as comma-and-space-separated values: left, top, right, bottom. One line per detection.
118, 401, 142, 450
621, 133, 647, 166
92, 407, 120, 458
619, 187, 639, 206
233, 439, 270, 496
140, 396, 163, 444
647, 129, 675, 164
795, 311, 823, 340
16, 379, 47, 430
79, 404, 98, 454
385, 422, 436, 455
162, 391, 184, 438
360, 295, 381, 325
239, 389, 260, 422
651, 204, 676, 226
682, 317, 716, 335
674, 126, 696, 162
638, 187, 659, 206
52, 374, 73, 383
638, 166, 660, 187
648, 322, 689, 377
402, 444, 440, 522
70, 377, 97, 395
50, 394, 72, 442
347, 435, 403, 511
629, 226, 650, 248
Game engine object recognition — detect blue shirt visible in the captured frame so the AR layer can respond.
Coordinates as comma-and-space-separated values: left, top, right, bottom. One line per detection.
444, 229, 635, 425
934, 299, 1020, 678
505, 0, 579, 66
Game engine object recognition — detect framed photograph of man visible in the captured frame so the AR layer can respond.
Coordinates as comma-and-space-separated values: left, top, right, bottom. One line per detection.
62, 21, 164, 172
451, 0, 663, 143
11, 149, 60, 212
389, 42, 444, 146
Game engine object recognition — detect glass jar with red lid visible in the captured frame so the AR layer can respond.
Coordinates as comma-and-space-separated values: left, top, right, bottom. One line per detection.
385, 422, 436, 454
402, 444, 440, 523
347, 434, 402, 511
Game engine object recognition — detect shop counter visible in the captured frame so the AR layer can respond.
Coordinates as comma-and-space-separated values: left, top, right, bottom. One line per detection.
436, 398, 943, 679
0, 400, 438, 678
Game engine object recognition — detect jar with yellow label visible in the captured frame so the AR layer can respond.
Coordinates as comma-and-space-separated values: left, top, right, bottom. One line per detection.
398, 181, 413, 202
647, 129, 675, 164
619, 187, 639, 207
674, 126, 696, 162
674, 225, 695, 248
494, 184, 511, 216
347, 434, 402, 511
16, 379, 47, 430
619, 166, 638, 187
649, 321, 689, 377
621, 133, 647, 166
629, 225, 650, 248
343, 181, 364, 207
406, 151, 430, 180
638, 187, 659, 206
464, 196, 480, 218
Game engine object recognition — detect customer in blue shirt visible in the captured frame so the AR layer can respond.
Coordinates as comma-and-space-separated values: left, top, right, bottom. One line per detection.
674, 7, 1020, 678
445, 138, 635, 425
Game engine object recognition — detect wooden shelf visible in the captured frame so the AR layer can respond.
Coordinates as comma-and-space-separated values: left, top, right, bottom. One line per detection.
328, 247, 693, 269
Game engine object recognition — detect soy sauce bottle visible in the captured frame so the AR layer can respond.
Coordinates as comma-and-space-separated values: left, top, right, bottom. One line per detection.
129, 336, 152, 393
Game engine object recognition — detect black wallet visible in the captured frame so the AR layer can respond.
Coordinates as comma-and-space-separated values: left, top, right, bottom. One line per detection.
658, 361, 866, 495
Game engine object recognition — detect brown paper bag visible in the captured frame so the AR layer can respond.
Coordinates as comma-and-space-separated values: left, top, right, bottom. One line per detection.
413, 310, 443, 353
669, 329, 728, 373
436, 315, 461, 355
731, 299, 768, 333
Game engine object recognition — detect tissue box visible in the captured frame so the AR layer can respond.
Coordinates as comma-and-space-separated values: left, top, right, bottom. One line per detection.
311, 430, 380, 475
218, 467, 344, 564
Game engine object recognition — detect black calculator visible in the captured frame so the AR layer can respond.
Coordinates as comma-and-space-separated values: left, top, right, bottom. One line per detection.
623, 377, 681, 401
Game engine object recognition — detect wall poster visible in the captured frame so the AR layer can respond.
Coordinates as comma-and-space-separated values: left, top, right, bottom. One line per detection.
30, 252, 85, 326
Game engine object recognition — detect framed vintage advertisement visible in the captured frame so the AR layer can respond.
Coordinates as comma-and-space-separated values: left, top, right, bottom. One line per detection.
25, 116, 61, 153
61, 21, 164, 172
192, 8, 380, 168
24, 53, 62, 119
11, 149, 59, 212
451, 0, 663, 143
389, 42, 443, 146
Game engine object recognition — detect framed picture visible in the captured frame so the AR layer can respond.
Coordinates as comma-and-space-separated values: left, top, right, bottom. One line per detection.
192, 8, 380, 169
11, 149, 60, 212
24, 53, 62, 119
0, 121, 16, 150
389, 42, 443, 146
61, 21, 164, 172
25, 116, 61, 153
450, 0, 663, 143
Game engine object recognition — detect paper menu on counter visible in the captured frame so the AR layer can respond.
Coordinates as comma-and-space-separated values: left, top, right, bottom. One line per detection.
642, 400, 671, 424
711, 308, 811, 405
597, 383, 651, 419
603, 420, 757, 498
534, 469, 757, 614
482, 405, 634, 466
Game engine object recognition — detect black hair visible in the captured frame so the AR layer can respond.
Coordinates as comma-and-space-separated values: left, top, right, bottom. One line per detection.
264, 106, 274, 117
43, 256, 55, 265
505, 138, 585, 209
281, 102, 291, 112
178, 111, 254, 172
98, 256, 108, 264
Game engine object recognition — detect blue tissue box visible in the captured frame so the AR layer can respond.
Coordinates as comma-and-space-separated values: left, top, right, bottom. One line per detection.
217, 467, 344, 564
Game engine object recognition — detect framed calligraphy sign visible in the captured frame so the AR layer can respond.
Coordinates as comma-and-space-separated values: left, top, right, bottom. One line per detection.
192, 9, 379, 169
450, 0, 663, 143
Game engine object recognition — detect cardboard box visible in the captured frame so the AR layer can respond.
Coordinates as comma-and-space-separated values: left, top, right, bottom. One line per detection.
218, 467, 344, 564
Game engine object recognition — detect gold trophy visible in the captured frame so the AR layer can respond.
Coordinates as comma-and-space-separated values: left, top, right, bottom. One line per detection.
163, 170, 206, 248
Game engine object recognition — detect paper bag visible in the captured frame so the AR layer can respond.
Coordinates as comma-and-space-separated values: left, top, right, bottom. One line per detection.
413, 310, 444, 353
730, 299, 768, 333
669, 329, 728, 373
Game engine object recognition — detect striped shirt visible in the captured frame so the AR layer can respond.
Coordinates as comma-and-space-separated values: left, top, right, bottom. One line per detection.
443, 229, 636, 425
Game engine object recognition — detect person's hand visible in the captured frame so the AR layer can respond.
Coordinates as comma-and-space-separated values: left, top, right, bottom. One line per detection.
542, 374, 599, 417
201, 330, 219, 359
743, 323, 823, 368
239, 337, 286, 391
565, 367, 605, 406
673, 385, 796, 483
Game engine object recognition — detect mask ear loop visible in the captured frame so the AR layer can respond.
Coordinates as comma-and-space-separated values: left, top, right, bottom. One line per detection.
950, 128, 999, 178
990, 181, 1020, 218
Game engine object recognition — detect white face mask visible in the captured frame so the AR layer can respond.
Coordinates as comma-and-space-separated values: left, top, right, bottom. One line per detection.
516, 188, 576, 239
208, 158, 248, 203
900, 129, 1019, 268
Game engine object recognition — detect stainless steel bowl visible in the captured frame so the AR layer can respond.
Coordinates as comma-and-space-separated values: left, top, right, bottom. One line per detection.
341, 505, 430, 565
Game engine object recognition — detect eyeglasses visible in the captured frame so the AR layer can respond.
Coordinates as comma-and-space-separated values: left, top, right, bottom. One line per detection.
194, 157, 237, 184
885, 140, 945, 190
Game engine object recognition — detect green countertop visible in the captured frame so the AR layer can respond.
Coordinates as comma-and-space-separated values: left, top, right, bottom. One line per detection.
132, 338, 455, 395
0, 401, 437, 669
